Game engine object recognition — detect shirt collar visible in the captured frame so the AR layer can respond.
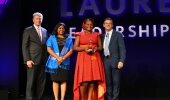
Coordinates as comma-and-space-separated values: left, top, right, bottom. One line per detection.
105, 29, 113, 37
33, 24, 41, 30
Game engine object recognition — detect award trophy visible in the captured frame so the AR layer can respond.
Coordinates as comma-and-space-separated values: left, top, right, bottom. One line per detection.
88, 37, 94, 55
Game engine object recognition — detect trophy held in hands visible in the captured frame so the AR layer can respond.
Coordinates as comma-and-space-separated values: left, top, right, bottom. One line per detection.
87, 37, 94, 55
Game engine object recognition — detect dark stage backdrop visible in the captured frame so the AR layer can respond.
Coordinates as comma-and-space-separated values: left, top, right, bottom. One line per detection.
0, 0, 170, 99
0, 0, 20, 98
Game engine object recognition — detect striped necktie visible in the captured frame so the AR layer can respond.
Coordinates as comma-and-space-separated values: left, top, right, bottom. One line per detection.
37, 27, 42, 42
104, 33, 110, 56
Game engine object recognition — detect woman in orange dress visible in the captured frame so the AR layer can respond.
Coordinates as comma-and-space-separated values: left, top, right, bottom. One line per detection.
73, 18, 106, 100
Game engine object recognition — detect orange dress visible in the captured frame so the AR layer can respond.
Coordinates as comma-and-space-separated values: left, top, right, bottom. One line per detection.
73, 32, 106, 100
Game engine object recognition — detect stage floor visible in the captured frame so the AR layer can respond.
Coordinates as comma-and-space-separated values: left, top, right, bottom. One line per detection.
17, 96, 170, 100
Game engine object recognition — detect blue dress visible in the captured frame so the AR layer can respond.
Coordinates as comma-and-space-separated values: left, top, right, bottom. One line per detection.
50, 36, 69, 82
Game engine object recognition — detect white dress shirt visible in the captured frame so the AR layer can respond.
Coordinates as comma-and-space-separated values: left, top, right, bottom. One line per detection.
103, 29, 113, 56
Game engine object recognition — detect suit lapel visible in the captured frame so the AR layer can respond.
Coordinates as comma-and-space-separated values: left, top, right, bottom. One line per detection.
32, 26, 42, 44
102, 33, 106, 46
109, 30, 115, 48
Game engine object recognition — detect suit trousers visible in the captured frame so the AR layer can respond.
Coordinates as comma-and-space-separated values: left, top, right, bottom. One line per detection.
26, 65, 46, 100
104, 57, 121, 100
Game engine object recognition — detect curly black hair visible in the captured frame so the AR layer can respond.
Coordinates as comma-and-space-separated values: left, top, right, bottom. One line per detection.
83, 18, 94, 25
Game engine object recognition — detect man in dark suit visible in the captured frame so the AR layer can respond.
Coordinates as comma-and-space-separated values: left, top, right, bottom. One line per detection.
22, 12, 48, 100
103, 17, 126, 100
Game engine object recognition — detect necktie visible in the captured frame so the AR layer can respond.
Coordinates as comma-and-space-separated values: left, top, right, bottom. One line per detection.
104, 33, 110, 56
37, 27, 42, 42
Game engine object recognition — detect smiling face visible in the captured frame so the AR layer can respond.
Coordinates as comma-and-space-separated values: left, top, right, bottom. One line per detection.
57, 25, 65, 35
33, 15, 42, 26
84, 19, 94, 32
103, 19, 113, 32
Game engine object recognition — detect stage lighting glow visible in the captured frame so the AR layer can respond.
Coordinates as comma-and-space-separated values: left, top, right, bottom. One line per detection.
60, 0, 170, 17
0, 0, 8, 15
69, 24, 169, 38
0, 0, 7, 5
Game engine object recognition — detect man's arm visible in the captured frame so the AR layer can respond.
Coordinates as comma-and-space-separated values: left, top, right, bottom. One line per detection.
118, 33, 126, 63
22, 29, 31, 63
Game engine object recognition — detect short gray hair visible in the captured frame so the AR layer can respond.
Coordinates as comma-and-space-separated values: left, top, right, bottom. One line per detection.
33, 12, 43, 20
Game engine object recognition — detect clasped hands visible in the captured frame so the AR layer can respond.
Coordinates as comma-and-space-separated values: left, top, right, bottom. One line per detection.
85, 46, 97, 54
56, 57, 65, 65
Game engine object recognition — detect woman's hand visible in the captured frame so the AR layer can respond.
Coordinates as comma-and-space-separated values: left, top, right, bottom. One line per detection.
85, 47, 94, 54
57, 57, 63, 65
93, 46, 97, 53
85, 47, 90, 53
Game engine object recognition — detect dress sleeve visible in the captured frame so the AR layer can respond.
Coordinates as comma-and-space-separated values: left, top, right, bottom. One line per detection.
92, 32, 100, 35
69, 39, 74, 50
96, 32, 101, 36
46, 35, 53, 47
74, 32, 82, 36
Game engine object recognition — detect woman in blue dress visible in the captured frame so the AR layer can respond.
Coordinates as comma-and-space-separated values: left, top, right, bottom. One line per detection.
46, 22, 73, 100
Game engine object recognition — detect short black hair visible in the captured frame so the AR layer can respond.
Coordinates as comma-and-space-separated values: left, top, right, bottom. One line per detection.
83, 18, 94, 25
103, 17, 113, 24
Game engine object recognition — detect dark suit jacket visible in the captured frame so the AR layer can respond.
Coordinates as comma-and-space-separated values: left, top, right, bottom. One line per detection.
22, 25, 48, 65
103, 29, 126, 68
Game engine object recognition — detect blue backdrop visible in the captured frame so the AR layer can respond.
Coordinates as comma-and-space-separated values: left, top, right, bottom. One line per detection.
0, 0, 170, 98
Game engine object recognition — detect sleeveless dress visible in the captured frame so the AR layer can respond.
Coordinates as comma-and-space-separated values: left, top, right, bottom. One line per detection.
73, 32, 106, 100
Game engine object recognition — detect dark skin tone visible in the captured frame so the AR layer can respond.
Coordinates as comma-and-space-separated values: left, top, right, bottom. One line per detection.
74, 20, 103, 53
74, 20, 102, 100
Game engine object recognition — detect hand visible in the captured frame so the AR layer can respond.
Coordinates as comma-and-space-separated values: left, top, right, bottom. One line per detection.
85, 47, 90, 53
118, 62, 124, 69
85, 47, 93, 54
27, 60, 34, 68
93, 47, 97, 53
57, 57, 63, 65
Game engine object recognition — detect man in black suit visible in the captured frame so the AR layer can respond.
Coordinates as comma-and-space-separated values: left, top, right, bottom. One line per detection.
22, 12, 48, 100
103, 17, 126, 100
